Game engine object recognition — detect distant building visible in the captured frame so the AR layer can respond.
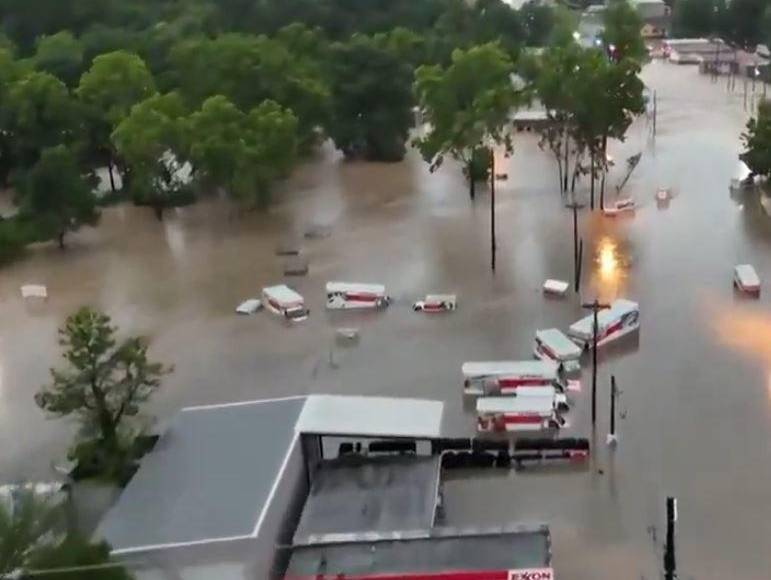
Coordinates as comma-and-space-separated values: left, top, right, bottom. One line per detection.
580, 0, 671, 43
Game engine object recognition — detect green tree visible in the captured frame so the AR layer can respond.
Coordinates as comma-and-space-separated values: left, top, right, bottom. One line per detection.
414, 43, 520, 199
0, 219, 27, 264
602, 0, 646, 63
0, 47, 29, 183
327, 35, 414, 161
77, 50, 156, 125
535, 41, 584, 192
723, 0, 765, 49
112, 92, 189, 220
77, 51, 156, 191
187, 95, 299, 206
740, 100, 771, 179
0, 490, 63, 577
34, 307, 171, 479
520, 0, 555, 47
169, 33, 328, 148
672, 0, 724, 38
570, 50, 644, 208
2, 71, 76, 171
16, 145, 99, 248
25, 534, 133, 580
32, 31, 84, 87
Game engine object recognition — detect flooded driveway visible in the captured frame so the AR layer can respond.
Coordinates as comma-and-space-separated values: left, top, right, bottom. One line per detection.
2, 61, 771, 578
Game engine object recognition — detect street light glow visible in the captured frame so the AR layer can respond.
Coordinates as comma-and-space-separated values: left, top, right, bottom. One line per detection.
573, 31, 581, 41
597, 237, 619, 282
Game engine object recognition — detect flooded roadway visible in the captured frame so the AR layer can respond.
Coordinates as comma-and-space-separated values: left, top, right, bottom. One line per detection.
2, 61, 771, 578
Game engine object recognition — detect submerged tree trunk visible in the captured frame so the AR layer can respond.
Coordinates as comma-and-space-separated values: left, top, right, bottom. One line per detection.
590, 149, 596, 211
57, 232, 65, 249
467, 162, 476, 200
107, 158, 117, 193
571, 150, 582, 193
153, 205, 164, 222
599, 135, 608, 210
563, 129, 570, 193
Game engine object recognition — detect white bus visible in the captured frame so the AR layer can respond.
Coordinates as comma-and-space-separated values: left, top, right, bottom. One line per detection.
262, 285, 309, 322
534, 328, 582, 374
462, 360, 567, 396
568, 299, 639, 349
326, 282, 391, 310
476, 396, 566, 433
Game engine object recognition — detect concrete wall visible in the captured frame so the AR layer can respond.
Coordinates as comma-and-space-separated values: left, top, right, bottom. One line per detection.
253, 434, 309, 579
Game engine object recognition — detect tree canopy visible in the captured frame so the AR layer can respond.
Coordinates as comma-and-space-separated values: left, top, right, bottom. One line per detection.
15, 145, 99, 248
327, 35, 415, 161
741, 100, 771, 179
77, 51, 155, 126
0, 0, 570, 262
187, 95, 299, 206
112, 91, 189, 219
414, 43, 521, 199
602, 0, 646, 63
2, 70, 75, 170
31, 31, 84, 87
0, 488, 131, 579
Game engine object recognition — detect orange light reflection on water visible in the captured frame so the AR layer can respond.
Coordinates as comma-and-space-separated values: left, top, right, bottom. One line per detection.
596, 237, 619, 283
710, 304, 771, 363
709, 300, 771, 403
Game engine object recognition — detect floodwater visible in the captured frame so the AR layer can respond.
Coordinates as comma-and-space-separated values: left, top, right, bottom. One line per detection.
2, 61, 771, 579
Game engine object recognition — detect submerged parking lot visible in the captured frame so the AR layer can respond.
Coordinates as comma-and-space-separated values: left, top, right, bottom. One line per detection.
2, 61, 771, 579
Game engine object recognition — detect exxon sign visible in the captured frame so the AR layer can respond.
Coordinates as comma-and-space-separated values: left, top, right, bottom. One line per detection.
509, 569, 555, 580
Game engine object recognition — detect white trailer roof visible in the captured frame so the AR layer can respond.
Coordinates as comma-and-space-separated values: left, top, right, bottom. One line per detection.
326, 281, 386, 294
569, 299, 639, 337
476, 396, 554, 415
262, 284, 304, 305
425, 294, 457, 302
536, 329, 582, 359
735, 264, 760, 286
297, 395, 444, 438
462, 360, 559, 378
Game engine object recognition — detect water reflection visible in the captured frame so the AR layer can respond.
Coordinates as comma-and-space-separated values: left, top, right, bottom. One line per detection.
597, 237, 619, 283
710, 301, 771, 363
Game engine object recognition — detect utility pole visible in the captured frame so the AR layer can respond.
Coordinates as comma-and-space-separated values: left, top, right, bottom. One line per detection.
575, 238, 584, 293
664, 496, 678, 580
652, 90, 657, 138
607, 374, 618, 445
566, 200, 582, 284
582, 299, 610, 425
490, 147, 496, 272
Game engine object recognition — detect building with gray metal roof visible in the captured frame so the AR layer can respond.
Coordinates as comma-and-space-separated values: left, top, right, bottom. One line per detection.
96, 394, 553, 579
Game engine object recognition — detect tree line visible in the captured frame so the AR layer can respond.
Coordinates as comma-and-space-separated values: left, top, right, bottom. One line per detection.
672, 0, 771, 50
0, 0, 647, 265
0, 0, 556, 263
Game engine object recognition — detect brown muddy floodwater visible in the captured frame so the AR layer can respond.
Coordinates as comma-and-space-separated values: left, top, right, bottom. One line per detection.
2, 61, 771, 579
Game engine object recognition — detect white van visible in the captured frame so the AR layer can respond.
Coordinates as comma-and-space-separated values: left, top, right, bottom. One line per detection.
462, 360, 567, 396
326, 282, 390, 310
413, 294, 457, 312
476, 396, 566, 433
534, 328, 582, 374
568, 299, 639, 349
262, 285, 309, 322
734, 264, 760, 295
